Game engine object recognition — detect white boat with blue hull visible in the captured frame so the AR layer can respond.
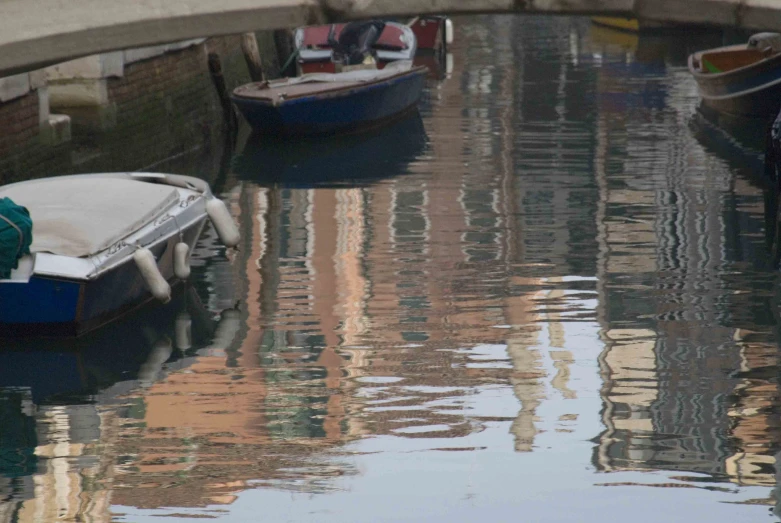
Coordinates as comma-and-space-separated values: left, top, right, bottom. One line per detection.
0, 172, 239, 336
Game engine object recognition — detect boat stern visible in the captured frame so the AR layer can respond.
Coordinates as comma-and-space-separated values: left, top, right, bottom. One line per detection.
0, 274, 83, 335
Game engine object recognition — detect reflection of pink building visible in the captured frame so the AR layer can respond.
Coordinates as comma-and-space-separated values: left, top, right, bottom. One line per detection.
589, 27, 781, 499
0, 17, 633, 519
102, 21, 570, 509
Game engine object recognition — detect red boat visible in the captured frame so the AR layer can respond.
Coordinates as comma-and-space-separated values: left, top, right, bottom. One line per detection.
295, 21, 416, 75
294, 17, 454, 75
408, 16, 453, 51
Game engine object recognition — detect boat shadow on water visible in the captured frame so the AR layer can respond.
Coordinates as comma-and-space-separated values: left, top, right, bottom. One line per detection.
232, 110, 429, 188
688, 105, 781, 268
0, 285, 236, 405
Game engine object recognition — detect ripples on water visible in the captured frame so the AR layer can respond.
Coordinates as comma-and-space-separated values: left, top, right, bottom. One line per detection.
3, 14, 781, 523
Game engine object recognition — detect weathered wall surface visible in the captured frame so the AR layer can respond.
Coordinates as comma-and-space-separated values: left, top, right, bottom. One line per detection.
0, 32, 282, 185
0, 91, 71, 184
70, 36, 248, 176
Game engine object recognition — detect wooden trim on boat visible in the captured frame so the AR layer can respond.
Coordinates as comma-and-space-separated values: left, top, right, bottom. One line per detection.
232, 65, 428, 105
689, 44, 781, 80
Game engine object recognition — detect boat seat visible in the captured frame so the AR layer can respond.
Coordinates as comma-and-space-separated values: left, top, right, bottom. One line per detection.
0, 177, 178, 258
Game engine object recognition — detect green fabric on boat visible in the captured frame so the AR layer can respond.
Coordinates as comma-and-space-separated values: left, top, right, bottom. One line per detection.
702, 58, 721, 73
0, 197, 32, 279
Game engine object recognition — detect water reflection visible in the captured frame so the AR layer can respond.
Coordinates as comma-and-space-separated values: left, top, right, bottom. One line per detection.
0, 286, 238, 522
4, 14, 781, 523
233, 111, 428, 187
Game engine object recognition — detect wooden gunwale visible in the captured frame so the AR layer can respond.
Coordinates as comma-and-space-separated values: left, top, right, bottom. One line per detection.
232, 65, 428, 105
688, 44, 781, 81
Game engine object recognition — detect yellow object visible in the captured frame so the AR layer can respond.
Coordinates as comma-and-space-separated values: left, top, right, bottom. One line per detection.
591, 17, 641, 32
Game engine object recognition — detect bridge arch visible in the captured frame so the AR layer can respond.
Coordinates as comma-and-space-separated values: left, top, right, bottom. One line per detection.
1, 0, 779, 77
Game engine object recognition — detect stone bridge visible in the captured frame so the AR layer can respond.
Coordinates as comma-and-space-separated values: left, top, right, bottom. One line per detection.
1, 0, 780, 77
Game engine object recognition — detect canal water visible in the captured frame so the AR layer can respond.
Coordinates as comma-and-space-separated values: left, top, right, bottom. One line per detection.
2, 14, 781, 523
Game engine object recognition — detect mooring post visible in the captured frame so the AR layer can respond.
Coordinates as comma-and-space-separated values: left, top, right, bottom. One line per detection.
207, 52, 238, 138
241, 32, 265, 82
274, 29, 296, 77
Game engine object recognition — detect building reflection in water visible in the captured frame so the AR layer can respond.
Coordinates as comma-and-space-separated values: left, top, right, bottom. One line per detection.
589, 17, 781, 508
3, 14, 781, 522
0, 286, 229, 522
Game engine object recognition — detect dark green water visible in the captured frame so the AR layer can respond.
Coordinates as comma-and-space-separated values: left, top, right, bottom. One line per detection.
2, 15, 781, 523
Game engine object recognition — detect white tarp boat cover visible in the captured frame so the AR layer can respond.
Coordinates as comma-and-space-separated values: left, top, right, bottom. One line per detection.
272, 59, 413, 86
0, 177, 178, 257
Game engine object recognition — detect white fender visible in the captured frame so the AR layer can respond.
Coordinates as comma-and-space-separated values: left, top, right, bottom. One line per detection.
445, 19, 454, 45
206, 198, 240, 248
133, 248, 171, 304
138, 337, 172, 386
212, 309, 241, 348
175, 311, 192, 350
174, 242, 191, 280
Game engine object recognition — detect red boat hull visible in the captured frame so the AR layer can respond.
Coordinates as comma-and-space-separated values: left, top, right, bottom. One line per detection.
410, 17, 446, 50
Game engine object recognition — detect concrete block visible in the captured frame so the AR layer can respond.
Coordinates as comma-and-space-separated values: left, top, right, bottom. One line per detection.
0, 73, 31, 103
48, 79, 109, 108
41, 114, 72, 146
45, 52, 124, 81
28, 70, 46, 90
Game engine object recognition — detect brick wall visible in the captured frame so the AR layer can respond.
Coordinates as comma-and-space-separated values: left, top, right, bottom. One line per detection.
0, 32, 278, 185
0, 92, 71, 184
74, 35, 252, 182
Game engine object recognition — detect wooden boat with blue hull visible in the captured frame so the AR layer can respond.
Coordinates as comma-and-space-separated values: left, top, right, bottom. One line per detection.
689, 33, 781, 117
231, 60, 428, 136
0, 172, 239, 337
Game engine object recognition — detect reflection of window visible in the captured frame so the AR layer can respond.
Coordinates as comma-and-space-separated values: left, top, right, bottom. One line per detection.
392, 190, 428, 252
390, 188, 431, 328
258, 330, 330, 440
0, 391, 38, 478
402, 332, 429, 342
460, 188, 501, 262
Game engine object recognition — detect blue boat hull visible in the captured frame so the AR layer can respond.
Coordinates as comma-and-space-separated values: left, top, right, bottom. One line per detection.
689, 45, 781, 117
0, 217, 207, 336
232, 67, 428, 136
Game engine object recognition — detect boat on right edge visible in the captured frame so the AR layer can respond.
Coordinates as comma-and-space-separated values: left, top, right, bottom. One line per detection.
688, 32, 781, 117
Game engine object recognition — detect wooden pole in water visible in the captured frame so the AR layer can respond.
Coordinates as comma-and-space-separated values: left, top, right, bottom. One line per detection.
274, 29, 295, 77
207, 52, 237, 138
241, 32, 265, 82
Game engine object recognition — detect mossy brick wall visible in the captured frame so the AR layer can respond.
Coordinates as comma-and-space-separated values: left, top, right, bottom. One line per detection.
0, 92, 71, 185
0, 32, 281, 186
74, 35, 253, 182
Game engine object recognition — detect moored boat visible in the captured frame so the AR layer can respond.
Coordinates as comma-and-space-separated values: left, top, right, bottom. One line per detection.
688, 33, 781, 117
407, 16, 454, 51
591, 17, 666, 33
295, 21, 416, 75
590, 16, 705, 33
0, 172, 239, 336
231, 60, 428, 136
